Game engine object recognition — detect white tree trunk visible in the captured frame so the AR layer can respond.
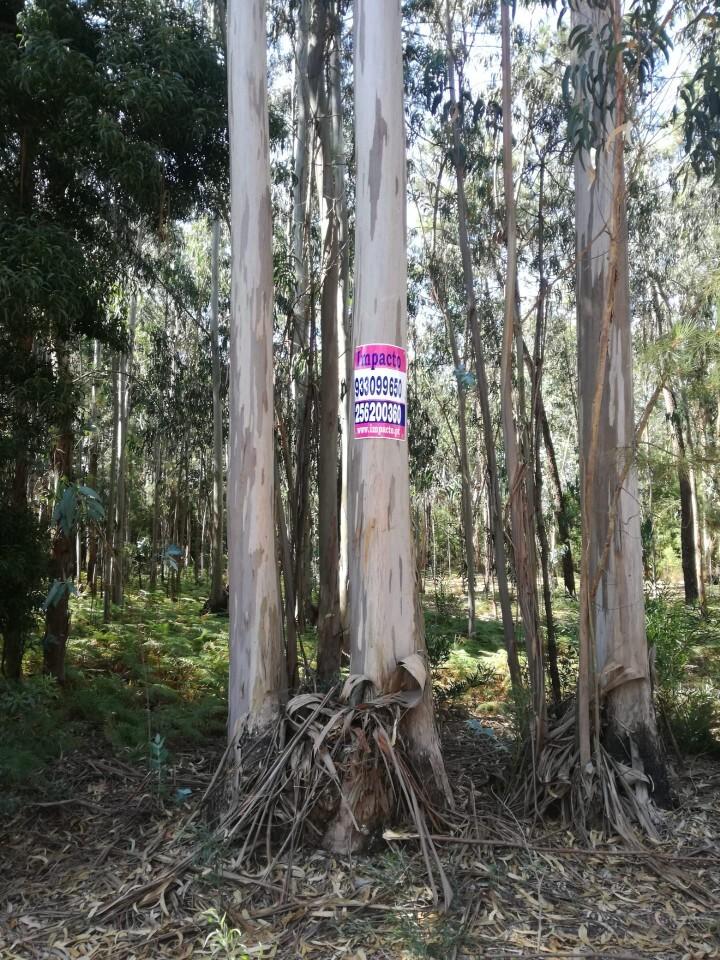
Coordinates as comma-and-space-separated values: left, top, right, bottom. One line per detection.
349, 0, 447, 792
227, 0, 284, 739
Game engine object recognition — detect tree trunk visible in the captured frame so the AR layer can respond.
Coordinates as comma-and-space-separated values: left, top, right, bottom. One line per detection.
209, 217, 226, 610
434, 289, 476, 637
103, 353, 119, 622
227, 0, 285, 739
429, 269, 476, 633
149, 432, 161, 590
663, 387, 698, 603
316, 29, 343, 681
275, 448, 299, 688
87, 340, 102, 595
531, 165, 561, 709
539, 398, 576, 597
44, 346, 74, 683
347, 0, 448, 803
499, 0, 545, 747
444, 1, 521, 690
573, 0, 668, 799
200, 496, 208, 579
328, 3, 351, 638
112, 293, 137, 607
290, 0, 314, 631
683, 407, 706, 612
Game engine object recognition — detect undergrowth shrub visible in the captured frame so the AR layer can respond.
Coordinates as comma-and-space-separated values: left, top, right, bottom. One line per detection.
432, 580, 461, 618
425, 624, 455, 668
646, 597, 719, 753
0, 675, 58, 717
646, 597, 698, 692
435, 663, 497, 702
666, 683, 719, 755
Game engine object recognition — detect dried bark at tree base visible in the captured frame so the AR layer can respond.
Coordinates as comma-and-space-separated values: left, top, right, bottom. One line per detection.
321, 763, 392, 854
218, 659, 453, 905
520, 698, 673, 841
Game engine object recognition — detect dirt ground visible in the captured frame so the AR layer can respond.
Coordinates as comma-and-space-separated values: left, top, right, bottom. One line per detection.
2, 713, 719, 960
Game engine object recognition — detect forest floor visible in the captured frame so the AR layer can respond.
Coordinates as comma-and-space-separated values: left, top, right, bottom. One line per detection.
1, 580, 719, 959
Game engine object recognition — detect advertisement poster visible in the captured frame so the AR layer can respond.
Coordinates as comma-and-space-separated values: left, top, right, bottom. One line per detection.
353, 343, 407, 441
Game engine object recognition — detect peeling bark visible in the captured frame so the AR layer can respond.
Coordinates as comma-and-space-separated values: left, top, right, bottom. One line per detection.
573, 0, 668, 800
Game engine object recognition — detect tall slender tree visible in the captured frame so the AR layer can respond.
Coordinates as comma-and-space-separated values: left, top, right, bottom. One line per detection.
226, 0, 284, 739
572, 0, 668, 798
347, 0, 447, 792
499, 0, 545, 746
316, 0, 343, 680
208, 218, 226, 611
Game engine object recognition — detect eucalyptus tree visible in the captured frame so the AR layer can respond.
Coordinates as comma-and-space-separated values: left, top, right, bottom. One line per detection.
226, 0, 285, 738
344, 0, 448, 815
570, 0, 668, 801
499, 0, 545, 743
315, 0, 344, 681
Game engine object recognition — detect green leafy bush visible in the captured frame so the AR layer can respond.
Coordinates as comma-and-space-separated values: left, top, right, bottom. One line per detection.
432, 580, 461, 619
0, 675, 59, 718
425, 622, 455, 667
666, 683, 719, 755
646, 597, 719, 754
646, 597, 698, 694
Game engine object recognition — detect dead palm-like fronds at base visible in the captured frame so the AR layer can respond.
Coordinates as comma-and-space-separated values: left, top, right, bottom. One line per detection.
516, 701, 664, 845
216, 654, 453, 907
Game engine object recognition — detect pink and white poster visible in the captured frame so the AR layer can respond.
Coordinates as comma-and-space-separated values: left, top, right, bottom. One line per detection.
353, 343, 407, 441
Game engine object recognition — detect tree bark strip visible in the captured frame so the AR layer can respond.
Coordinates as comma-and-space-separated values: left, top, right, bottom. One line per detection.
227, 0, 285, 738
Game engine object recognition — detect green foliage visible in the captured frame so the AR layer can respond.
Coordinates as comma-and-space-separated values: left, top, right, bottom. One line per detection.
646, 595, 719, 754
0, 675, 59, 718
435, 662, 499, 703
431, 579, 461, 620
389, 909, 468, 959
42, 578, 77, 612
1, 582, 228, 801
149, 731, 169, 797
680, 19, 720, 182
425, 620, 455, 668
0, 0, 228, 640
666, 683, 720, 755
0, 677, 77, 796
646, 596, 698, 694
563, 0, 672, 157
200, 909, 251, 959
149, 731, 169, 767
52, 483, 104, 538
0, 504, 46, 673
424, 596, 481, 669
